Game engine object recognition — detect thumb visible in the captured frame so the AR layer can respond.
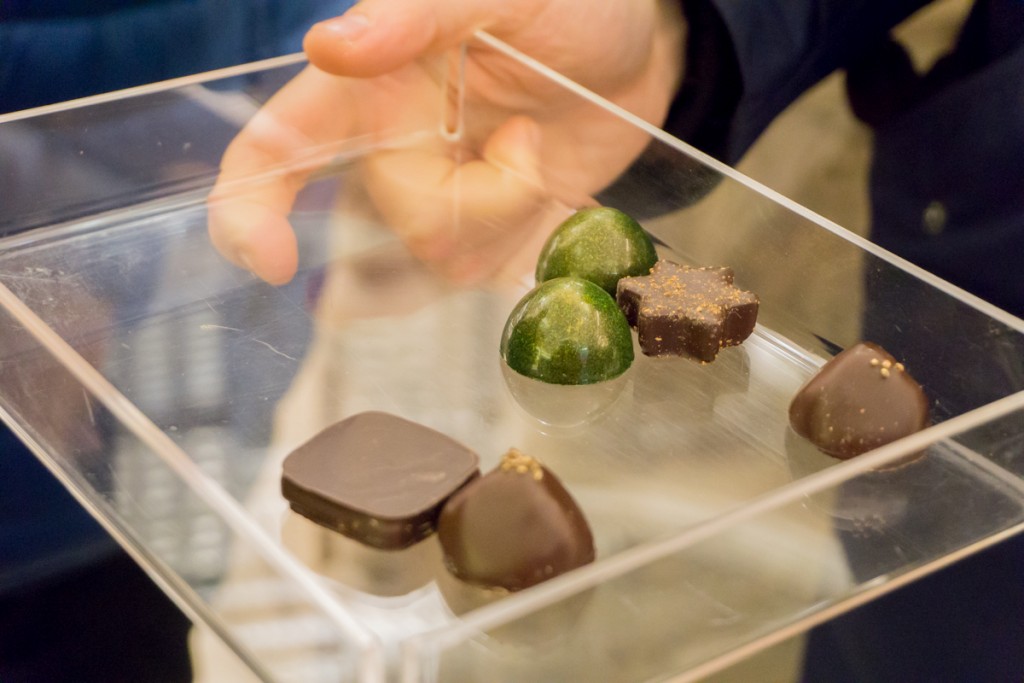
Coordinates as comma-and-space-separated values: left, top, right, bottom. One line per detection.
303, 0, 526, 77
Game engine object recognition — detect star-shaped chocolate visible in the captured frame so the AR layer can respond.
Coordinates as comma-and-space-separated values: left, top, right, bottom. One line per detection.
616, 261, 759, 362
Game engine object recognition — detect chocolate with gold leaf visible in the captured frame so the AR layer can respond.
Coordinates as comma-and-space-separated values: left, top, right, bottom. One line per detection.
616, 261, 759, 362
789, 342, 930, 459
437, 450, 595, 591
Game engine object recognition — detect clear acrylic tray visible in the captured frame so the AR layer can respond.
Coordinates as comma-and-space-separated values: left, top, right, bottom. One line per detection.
1, 34, 1023, 683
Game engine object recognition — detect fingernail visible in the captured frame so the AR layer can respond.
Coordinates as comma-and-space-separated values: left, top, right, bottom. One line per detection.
320, 12, 371, 43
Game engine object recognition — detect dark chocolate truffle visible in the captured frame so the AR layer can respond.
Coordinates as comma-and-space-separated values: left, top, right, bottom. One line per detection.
789, 342, 930, 459
437, 449, 595, 591
616, 261, 759, 362
281, 412, 480, 550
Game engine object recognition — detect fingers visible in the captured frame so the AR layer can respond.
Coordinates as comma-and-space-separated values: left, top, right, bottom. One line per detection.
208, 199, 300, 286
304, 0, 530, 78
362, 115, 548, 282
207, 67, 361, 284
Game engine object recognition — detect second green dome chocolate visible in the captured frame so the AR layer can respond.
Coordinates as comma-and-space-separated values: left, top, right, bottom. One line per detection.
535, 207, 658, 295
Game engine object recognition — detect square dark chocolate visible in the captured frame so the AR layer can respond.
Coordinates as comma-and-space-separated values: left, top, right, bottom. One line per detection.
281, 411, 480, 550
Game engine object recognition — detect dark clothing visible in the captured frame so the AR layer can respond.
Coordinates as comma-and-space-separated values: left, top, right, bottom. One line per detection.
673, 0, 1024, 317
0, 0, 342, 592
0, 1, 156, 20
802, 539, 1024, 683
0, 552, 193, 683
665, 1, 1024, 680
0, 430, 119, 593
0, 0, 338, 114
1, 3, 342, 680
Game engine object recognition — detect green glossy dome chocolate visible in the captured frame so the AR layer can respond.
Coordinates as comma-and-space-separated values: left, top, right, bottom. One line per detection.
535, 207, 658, 295
501, 277, 634, 385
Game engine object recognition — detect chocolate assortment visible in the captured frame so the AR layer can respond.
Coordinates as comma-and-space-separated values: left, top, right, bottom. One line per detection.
281, 412, 480, 550
789, 342, 930, 459
281, 414, 594, 593
504, 206, 761, 391
616, 261, 759, 362
437, 449, 595, 592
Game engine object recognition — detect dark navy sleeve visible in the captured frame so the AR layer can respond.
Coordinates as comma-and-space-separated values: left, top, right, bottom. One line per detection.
0, 0, 349, 594
0, 0, 341, 114
667, 0, 932, 162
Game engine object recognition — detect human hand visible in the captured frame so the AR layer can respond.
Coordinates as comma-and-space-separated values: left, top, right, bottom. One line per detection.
208, 0, 685, 285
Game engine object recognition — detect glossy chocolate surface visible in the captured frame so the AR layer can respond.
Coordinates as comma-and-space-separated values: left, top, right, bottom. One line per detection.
616, 261, 759, 362
437, 450, 595, 591
501, 277, 634, 385
281, 412, 480, 550
535, 206, 658, 295
789, 342, 930, 459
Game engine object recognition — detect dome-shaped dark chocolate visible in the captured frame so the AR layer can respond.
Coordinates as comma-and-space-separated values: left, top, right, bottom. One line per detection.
789, 342, 929, 459
437, 450, 595, 591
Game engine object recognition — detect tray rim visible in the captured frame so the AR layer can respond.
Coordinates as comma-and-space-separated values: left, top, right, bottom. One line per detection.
2, 31, 1024, 683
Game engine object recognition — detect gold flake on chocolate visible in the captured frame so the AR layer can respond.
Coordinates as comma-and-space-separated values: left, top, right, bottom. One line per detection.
616, 261, 759, 361
789, 342, 930, 460
499, 448, 544, 480
437, 450, 594, 591
869, 356, 907, 379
